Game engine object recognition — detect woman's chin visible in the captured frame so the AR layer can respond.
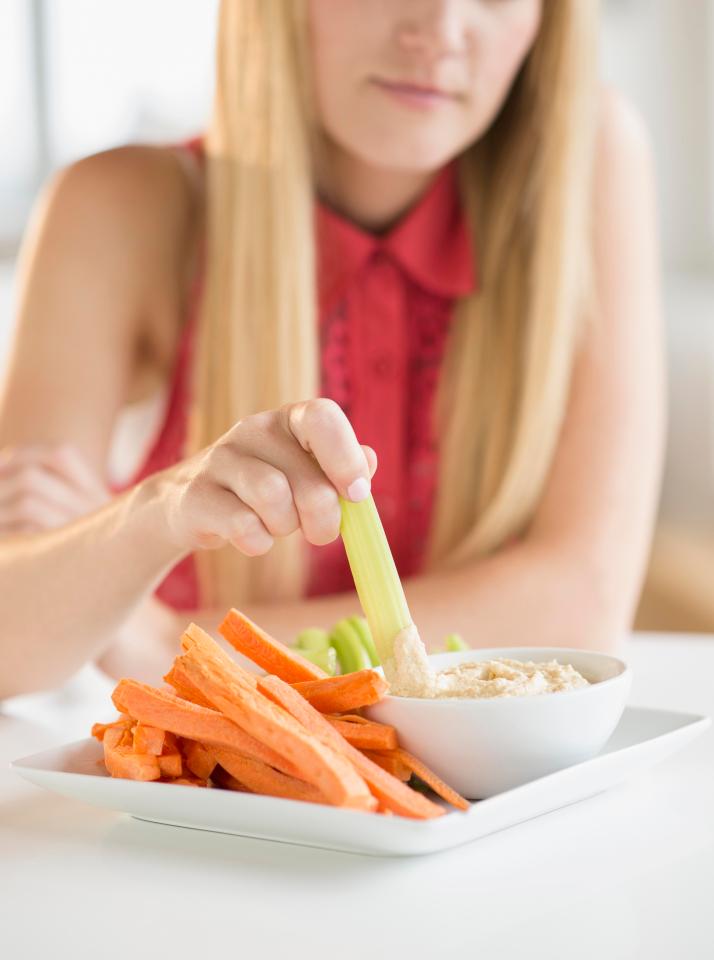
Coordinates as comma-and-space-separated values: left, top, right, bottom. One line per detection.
344, 137, 467, 175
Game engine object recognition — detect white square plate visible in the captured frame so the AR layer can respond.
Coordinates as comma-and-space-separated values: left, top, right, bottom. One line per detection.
11, 705, 709, 857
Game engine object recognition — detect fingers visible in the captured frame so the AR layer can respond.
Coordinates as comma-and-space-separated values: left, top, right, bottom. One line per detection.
282, 399, 372, 503
219, 426, 341, 546
0, 461, 90, 517
180, 481, 274, 557
215, 489, 274, 557
0, 443, 108, 504
208, 441, 339, 547
0, 443, 109, 537
52, 444, 110, 502
209, 454, 300, 538
0, 490, 71, 532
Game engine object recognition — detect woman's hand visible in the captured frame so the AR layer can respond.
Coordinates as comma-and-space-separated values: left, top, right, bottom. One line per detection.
0, 443, 110, 535
159, 398, 378, 557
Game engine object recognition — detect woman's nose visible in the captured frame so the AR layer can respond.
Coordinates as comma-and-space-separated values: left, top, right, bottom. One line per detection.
395, 0, 467, 60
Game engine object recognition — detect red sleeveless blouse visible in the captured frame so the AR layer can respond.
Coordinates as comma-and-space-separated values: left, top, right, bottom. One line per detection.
112, 141, 476, 609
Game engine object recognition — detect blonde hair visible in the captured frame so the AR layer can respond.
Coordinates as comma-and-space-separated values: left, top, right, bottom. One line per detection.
190, 0, 599, 608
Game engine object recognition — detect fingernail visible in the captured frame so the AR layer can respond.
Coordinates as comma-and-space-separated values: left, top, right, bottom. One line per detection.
347, 477, 370, 502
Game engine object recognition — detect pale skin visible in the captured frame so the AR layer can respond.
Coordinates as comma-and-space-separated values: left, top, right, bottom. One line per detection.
0, 0, 664, 698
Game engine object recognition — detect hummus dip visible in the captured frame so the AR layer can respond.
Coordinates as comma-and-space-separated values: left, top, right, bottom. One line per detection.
382, 624, 590, 699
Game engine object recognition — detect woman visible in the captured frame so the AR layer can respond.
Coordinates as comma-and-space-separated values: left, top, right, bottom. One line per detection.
0, 0, 664, 698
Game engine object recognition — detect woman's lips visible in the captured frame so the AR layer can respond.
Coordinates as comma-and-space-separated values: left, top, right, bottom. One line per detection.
369, 77, 460, 111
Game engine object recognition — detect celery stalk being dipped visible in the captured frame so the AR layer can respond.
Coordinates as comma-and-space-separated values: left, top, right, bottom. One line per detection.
339, 494, 413, 666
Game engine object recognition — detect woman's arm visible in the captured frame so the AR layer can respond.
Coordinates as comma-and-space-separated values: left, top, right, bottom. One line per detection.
0, 148, 199, 698
99, 89, 664, 672
0, 481, 189, 698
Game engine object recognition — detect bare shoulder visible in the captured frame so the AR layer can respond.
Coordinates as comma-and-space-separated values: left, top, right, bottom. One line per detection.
35, 144, 199, 298
592, 87, 656, 205
590, 86, 660, 308
0, 145, 202, 468
52, 143, 196, 218
584, 86, 663, 415
26, 144, 202, 386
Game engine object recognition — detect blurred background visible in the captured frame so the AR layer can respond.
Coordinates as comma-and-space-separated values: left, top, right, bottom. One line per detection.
0, 0, 712, 633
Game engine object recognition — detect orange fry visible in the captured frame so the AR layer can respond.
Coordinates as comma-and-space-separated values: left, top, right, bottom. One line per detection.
394, 749, 470, 812
219, 608, 327, 683
291, 670, 388, 713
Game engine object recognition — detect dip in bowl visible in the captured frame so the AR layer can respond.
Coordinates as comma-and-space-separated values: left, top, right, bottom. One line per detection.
365, 646, 630, 799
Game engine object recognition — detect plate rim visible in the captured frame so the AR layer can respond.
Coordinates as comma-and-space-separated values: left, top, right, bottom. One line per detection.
10, 702, 710, 833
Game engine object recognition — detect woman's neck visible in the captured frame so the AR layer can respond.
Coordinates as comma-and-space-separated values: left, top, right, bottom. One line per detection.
314, 136, 437, 233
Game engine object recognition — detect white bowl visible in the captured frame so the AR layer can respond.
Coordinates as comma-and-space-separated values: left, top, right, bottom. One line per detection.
364, 647, 631, 799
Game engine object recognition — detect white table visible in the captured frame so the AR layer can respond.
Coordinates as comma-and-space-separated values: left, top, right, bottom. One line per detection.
1, 633, 712, 960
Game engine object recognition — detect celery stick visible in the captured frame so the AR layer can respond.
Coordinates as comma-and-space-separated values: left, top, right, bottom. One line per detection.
330, 619, 371, 674
348, 615, 380, 667
297, 645, 338, 675
339, 494, 412, 664
444, 633, 468, 652
295, 628, 331, 652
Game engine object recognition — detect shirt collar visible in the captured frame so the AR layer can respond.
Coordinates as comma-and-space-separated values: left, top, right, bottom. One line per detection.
316, 162, 477, 314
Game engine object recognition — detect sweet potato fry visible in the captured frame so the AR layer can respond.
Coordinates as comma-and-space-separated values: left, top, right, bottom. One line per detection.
103, 740, 161, 781
158, 752, 183, 778
133, 724, 165, 756
181, 739, 217, 781
163, 662, 214, 708
91, 717, 133, 742
103, 725, 133, 750
210, 748, 325, 805
326, 713, 370, 724
362, 749, 412, 781
291, 670, 388, 713
181, 622, 258, 687
326, 716, 398, 751
219, 608, 327, 683
394, 749, 470, 812
211, 766, 250, 792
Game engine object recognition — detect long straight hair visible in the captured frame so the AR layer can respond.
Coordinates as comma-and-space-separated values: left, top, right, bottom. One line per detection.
189, 0, 599, 608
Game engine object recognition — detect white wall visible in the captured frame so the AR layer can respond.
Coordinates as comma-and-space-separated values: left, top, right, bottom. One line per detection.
601, 0, 714, 272
601, 1, 714, 532
0, 0, 218, 370
45, 0, 218, 165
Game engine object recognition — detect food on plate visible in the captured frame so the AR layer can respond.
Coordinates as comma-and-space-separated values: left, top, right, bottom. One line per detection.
91, 612, 470, 817
218, 608, 327, 682
290, 669, 388, 713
